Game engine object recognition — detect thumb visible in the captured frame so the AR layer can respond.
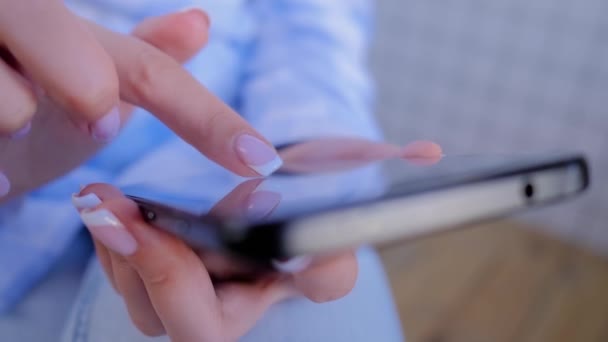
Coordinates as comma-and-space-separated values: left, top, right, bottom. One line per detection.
132, 8, 210, 64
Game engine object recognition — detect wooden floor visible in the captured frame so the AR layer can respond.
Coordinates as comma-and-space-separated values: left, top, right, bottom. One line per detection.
379, 221, 608, 342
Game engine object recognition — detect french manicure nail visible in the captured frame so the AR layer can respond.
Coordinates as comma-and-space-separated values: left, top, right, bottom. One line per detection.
272, 256, 313, 274
90, 106, 120, 142
10, 121, 31, 140
80, 209, 137, 256
71, 193, 102, 211
236, 134, 283, 176
246, 190, 281, 221
0, 172, 10, 197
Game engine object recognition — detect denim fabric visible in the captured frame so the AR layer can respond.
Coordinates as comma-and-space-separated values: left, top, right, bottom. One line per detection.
60, 248, 404, 342
0, 0, 378, 313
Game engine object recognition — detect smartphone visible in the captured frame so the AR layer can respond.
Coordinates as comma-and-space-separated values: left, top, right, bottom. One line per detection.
122, 147, 589, 263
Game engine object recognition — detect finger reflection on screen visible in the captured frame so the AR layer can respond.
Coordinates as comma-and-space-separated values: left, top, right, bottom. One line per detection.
208, 178, 281, 222
278, 137, 443, 173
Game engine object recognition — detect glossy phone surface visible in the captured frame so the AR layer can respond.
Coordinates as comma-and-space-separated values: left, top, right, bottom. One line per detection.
122, 140, 589, 260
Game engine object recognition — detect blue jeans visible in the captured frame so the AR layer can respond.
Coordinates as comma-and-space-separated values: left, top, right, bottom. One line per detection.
62, 248, 404, 342
0, 238, 404, 341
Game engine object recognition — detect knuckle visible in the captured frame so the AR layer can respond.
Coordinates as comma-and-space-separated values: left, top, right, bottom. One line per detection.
0, 97, 36, 133
61, 79, 117, 120
128, 45, 175, 103
193, 109, 223, 147
113, 255, 132, 270
138, 258, 181, 288
146, 268, 172, 287
138, 251, 200, 288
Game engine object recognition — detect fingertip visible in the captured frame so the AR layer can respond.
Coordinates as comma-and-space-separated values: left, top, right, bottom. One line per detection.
235, 134, 284, 177
89, 106, 121, 142
99, 196, 142, 219
79, 183, 124, 200
75, 185, 140, 224
402, 140, 443, 159
178, 7, 211, 32
80, 206, 139, 257
0, 53, 37, 137
100, 197, 187, 257
178, 9, 211, 52
131, 317, 166, 338
170, 14, 210, 61
132, 8, 210, 63
72, 192, 103, 211
293, 252, 359, 303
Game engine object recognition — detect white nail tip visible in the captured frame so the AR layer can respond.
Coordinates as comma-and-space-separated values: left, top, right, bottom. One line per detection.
272, 256, 313, 273
72, 193, 103, 210
251, 156, 283, 177
80, 209, 123, 228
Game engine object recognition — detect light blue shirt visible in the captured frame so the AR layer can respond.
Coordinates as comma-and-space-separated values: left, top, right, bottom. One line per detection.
0, 0, 379, 313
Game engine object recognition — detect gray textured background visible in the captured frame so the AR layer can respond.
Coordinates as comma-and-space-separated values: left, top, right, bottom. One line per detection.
370, 0, 608, 255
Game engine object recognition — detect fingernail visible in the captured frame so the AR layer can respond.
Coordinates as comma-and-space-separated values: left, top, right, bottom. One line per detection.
90, 106, 120, 142
246, 190, 281, 221
71, 193, 102, 211
10, 121, 31, 139
0, 172, 10, 197
272, 256, 313, 274
80, 209, 137, 256
236, 134, 283, 176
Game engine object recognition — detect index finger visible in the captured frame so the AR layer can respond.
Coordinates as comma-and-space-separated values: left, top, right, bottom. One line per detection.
88, 23, 283, 177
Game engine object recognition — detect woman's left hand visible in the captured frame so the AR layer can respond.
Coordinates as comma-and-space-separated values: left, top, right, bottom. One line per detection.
0, 9, 211, 202
73, 183, 358, 342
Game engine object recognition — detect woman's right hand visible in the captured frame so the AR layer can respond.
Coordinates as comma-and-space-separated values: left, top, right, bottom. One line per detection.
0, 1, 123, 139
0, 3, 283, 200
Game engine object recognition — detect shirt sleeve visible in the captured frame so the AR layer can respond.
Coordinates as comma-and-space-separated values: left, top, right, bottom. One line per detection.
240, 0, 383, 145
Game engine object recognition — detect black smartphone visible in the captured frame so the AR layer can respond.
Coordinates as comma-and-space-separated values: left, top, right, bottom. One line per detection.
122, 145, 588, 263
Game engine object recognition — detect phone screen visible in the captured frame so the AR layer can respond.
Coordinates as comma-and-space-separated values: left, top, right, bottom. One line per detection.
121, 139, 584, 227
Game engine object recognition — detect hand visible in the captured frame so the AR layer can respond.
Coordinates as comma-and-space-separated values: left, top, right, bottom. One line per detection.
73, 183, 358, 342
0, 1, 121, 139
0, 9, 209, 200
0, 7, 282, 200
